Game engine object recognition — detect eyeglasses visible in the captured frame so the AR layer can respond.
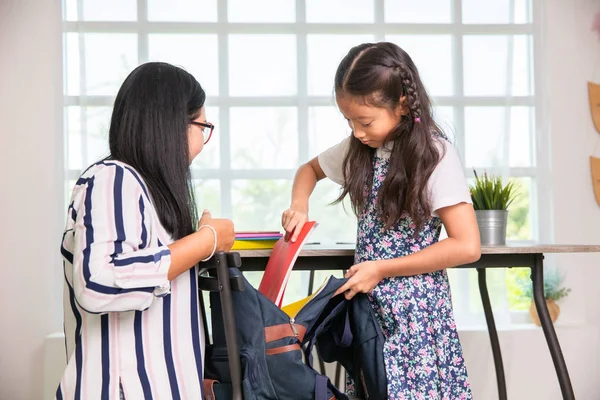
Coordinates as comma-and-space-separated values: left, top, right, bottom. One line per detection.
189, 121, 215, 144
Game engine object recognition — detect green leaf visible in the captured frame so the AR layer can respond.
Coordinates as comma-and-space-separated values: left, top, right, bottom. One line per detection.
469, 170, 520, 211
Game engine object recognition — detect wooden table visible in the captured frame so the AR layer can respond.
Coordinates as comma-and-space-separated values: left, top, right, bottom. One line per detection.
236, 244, 600, 400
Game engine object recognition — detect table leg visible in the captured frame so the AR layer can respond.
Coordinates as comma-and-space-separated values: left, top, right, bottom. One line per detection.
477, 268, 507, 400
531, 254, 575, 399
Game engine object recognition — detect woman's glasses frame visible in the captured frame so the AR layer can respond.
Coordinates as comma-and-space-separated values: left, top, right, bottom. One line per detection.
190, 121, 215, 144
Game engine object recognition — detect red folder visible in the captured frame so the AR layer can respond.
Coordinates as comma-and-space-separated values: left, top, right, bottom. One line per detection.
258, 221, 318, 307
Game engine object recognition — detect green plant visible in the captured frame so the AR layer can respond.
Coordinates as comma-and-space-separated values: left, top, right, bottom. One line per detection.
469, 170, 519, 210
514, 268, 572, 302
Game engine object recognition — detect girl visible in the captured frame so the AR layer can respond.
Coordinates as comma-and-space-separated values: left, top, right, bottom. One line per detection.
57, 62, 235, 399
282, 42, 480, 399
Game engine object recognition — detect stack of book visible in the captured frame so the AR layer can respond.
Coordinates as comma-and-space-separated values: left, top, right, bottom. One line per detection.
231, 231, 284, 250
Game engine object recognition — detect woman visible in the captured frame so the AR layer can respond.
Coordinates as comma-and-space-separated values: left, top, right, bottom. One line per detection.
57, 62, 234, 399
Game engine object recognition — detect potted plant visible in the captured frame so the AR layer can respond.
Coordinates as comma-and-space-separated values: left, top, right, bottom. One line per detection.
514, 268, 571, 326
469, 171, 519, 245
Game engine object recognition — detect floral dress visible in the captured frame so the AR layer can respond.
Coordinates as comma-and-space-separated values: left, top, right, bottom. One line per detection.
349, 154, 472, 400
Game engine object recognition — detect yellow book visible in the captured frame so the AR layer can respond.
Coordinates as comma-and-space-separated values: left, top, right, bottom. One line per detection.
231, 240, 278, 250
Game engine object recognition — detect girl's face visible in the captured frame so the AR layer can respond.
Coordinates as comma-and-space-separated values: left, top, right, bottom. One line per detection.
188, 106, 207, 163
337, 95, 406, 149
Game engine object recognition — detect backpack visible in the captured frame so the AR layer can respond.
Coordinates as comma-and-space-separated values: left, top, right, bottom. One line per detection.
203, 267, 387, 400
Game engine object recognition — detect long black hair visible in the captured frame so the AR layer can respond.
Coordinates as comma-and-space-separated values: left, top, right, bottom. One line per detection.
108, 62, 204, 240
334, 42, 444, 230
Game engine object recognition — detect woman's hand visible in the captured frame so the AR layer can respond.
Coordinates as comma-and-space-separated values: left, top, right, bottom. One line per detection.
281, 204, 308, 242
199, 210, 235, 252
334, 261, 383, 300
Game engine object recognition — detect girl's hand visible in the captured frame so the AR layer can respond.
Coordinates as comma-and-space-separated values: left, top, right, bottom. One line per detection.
334, 261, 383, 300
198, 210, 235, 252
281, 205, 308, 242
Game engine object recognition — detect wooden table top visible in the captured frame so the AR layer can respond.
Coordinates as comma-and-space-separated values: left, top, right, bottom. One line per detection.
237, 244, 600, 258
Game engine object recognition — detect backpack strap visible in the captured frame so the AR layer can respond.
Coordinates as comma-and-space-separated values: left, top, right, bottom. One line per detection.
303, 302, 352, 369
203, 379, 219, 400
303, 301, 352, 400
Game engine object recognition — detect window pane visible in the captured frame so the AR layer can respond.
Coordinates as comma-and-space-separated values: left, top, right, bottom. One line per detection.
386, 35, 453, 96
309, 179, 357, 245
462, 0, 531, 24
67, 33, 138, 96
231, 179, 292, 231
506, 177, 532, 240
194, 179, 221, 216
433, 106, 455, 143
228, 0, 295, 22
229, 35, 297, 96
384, 0, 451, 23
148, 34, 219, 96
467, 268, 509, 316
463, 35, 533, 96
506, 267, 532, 311
65, 0, 137, 21
64, 33, 81, 96
65, 180, 77, 208
230, 107, 298, 169
307, 34, 375, 96
147, 0, 217, 22
464, 106, 533, 168
306, 0, 374, 23
66, 106, 111, 170
192, 106, 220, 169
66, 107, 83, 170
86, 107, 112, 165
308, 106, 350, 156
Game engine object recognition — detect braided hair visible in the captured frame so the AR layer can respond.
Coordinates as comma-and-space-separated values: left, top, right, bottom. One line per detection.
333, 42, 444, 230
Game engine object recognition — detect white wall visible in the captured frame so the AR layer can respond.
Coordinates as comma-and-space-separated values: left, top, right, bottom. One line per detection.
2, 0, 600, 399
0, 0, 64, 399
461, 0, 600, 398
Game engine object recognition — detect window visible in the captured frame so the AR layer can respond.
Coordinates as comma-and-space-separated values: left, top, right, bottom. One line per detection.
63, 0, 545, 326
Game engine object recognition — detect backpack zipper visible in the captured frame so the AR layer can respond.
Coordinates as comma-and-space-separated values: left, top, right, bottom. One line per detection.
289, 317, 299, 336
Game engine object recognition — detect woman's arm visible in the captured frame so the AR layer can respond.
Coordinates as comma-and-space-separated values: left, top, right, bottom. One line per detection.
167, 210, 234, 280
70, 164, 229, 313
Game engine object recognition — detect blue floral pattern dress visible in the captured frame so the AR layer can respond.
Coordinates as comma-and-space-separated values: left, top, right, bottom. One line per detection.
348, 154, 473, 400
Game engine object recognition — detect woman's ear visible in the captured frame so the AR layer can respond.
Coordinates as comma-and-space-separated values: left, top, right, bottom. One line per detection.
395, 96, 408, 118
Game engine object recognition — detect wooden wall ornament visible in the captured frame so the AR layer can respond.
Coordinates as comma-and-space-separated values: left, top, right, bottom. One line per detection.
588, 82, 600, 133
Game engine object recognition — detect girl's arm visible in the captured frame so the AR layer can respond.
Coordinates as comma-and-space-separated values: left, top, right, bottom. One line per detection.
282, 157, 326, 242
282, 137, 349, 241
335, 203, 480, 299
376, 202, 481, 277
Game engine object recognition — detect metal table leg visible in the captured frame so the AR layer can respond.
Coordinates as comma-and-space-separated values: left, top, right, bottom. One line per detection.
477, 268, 507, 400
531, 254, 574, 400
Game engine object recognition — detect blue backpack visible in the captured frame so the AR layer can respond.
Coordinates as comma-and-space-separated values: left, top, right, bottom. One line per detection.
203, 267, 387, 400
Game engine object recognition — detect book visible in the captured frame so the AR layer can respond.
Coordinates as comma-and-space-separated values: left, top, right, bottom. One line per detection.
257, 221, 318, 307
231, 231, 284, 250
235, 232, 282, 240
231, 240, 279, 250
235, 235, 283, 241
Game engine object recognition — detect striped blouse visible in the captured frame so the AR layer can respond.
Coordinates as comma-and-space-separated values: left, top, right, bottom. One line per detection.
56, 160, 205, 400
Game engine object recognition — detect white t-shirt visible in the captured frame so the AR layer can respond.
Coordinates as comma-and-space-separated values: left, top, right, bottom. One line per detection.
317, 137, 472, 216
